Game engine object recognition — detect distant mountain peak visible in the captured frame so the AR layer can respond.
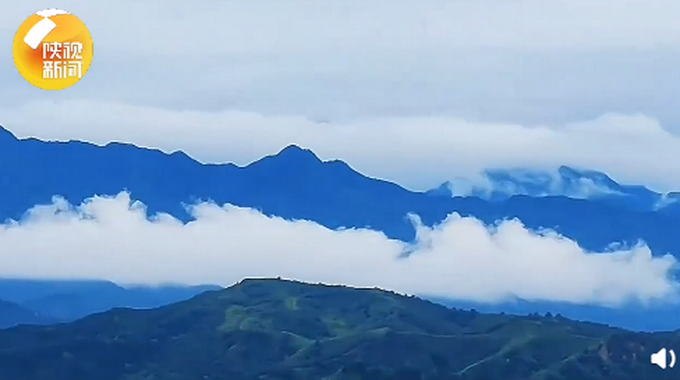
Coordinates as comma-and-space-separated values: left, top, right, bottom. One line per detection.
557, 166, 619, 188
275, 144, 321, 161
248, 144, 323, 169
425, 181, 454, 197
424, 166, 680, 213
556, 165, 583, 178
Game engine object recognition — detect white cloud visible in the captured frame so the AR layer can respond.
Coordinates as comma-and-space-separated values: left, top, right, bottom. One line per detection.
2, 101, 680, 192
0, 192, 676, 307
656, 194, 680, 210
444, 168, 624, 198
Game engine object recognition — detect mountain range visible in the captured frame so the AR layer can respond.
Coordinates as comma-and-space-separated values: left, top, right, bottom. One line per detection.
1, 124, 679, 331
1, 125, 678, 255
428, 166, 680, 214
0, 278, 676, 380
0, 278, 219, 324
0, 298, 54, 328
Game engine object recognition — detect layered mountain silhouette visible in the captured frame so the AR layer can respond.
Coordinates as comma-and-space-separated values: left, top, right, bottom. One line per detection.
428, 166, 680, 214
0, 298, 54, 328
1, 125, 680, 331
1, 125, 678, 256
0, 279, 676, 380
0, 278, 220, 322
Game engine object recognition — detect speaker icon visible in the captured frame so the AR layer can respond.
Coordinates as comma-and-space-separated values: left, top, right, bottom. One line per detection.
651, 348, 676, 369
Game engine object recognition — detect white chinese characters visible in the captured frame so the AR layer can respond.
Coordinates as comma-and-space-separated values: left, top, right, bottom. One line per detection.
41, 41, 83, 79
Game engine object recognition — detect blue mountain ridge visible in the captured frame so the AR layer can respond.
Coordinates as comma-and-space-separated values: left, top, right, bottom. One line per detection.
1, 125, 679, 331
427, 167, 680, 214
0, 297, 55, 328
1, 125, 678, 256
0, 278, 220, 322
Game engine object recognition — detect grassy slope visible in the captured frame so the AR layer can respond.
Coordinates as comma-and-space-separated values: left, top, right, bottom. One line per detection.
0, 279, 676, 380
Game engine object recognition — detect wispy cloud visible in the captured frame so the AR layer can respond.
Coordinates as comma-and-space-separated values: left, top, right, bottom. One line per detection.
0, 192, 676, 306
444, 168, 624, 198
2, 102, 680, 193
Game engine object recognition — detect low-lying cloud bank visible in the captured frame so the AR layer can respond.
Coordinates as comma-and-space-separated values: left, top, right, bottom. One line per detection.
0, 193, 676, 307
2, 102, 680, 193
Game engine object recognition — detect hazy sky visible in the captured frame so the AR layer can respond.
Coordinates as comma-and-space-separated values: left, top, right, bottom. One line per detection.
0, 1, 679, 303
1, 0, 680, 190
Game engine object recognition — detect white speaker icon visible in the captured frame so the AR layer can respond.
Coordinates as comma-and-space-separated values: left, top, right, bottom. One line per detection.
651, 348, 676, 369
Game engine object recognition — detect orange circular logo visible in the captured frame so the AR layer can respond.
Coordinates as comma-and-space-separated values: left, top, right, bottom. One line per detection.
13, 9, 94, 90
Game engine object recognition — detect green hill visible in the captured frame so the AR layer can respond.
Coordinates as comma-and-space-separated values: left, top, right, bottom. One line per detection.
0, 278, 676, 380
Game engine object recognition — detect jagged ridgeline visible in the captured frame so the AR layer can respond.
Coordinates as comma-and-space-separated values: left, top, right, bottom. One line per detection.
0, 125, 679, 256
0, 278, 676, 380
